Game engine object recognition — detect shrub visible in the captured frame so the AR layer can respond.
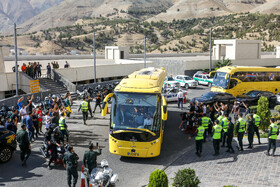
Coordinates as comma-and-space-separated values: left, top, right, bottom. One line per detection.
172, 168, 200, 187
148, 169, 168, 187
274, 105, 280, 113
257, 96, 271, 131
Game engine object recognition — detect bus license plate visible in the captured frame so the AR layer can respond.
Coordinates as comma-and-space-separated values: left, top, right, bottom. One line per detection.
128, 152, 139, 156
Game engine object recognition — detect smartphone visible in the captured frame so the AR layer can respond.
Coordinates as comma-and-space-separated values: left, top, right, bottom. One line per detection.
96, 142, 99, 147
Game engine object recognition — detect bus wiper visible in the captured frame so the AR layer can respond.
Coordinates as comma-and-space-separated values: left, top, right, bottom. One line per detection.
126, 127, 156, 136
112, 130, 142, 134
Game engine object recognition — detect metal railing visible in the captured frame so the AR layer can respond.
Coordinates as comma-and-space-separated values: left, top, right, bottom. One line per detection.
51, 69, 77, 93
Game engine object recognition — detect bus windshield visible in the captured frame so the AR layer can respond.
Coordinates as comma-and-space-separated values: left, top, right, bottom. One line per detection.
111, 92, 160, 134
213, 72, 229, 89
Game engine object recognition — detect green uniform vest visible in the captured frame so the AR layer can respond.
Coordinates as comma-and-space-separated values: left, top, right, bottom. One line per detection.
195, 126, 205, 140
253, 114, 261, 127
59, 117, 66, 130
213, 125, 222, 139
269, 123, 278, 140
222, 118, 229, 132
201, 117, 210, 129
217, 116, 224, 125
81, 101, 88, 112
238, 118, 246, 133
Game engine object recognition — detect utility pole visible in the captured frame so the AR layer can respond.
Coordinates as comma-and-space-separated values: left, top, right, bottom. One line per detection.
144, 35, 146, 68
209, 28, 213, 71
93, 31, 96, 83
14, 23, 19, 96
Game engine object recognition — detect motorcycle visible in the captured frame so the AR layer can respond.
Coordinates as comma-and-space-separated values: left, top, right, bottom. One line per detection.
77, 87, 89, 100
40, 127, 67, 165
85, 159, 119, 187
32, 96, 43, 109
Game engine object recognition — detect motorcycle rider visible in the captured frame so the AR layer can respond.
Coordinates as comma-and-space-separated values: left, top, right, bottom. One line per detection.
47, 127, 64, 170
83, 142, 102, 185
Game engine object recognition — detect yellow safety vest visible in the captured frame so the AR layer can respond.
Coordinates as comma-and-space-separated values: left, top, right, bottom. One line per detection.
238, 118, 246, 133
253, 114, 261, 127
196, 126, 205, 140
201, 117, 210, 129
222, 118, 229, 132
269, 123, 278, 140
59, 117, 66, 130
81, 101, 88, 112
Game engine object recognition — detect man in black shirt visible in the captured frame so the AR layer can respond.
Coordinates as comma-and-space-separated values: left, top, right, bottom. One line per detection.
247, 114, 255, 149
93, 93, 102, 113
187, 102, 195, 134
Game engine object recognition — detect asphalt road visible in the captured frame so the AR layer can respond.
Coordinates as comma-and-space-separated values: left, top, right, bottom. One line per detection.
0, 85, 210, 187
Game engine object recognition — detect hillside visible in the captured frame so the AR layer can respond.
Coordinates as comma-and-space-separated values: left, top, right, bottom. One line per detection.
149, 0, 276, 22
1, 13, 279, 55
17, 0, 173, 34
0, 0, 63, 32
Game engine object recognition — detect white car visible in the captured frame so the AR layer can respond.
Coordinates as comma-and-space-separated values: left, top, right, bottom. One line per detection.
162, 88, 187, 102
163, 77, 181, 89
174, 75, 198, 89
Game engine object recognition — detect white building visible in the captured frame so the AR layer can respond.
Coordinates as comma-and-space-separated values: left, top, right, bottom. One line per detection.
105, 46, 129, 60
213, 39, 261, 60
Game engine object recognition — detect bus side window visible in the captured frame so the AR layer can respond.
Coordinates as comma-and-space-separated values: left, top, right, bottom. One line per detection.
229, 79, 238, 89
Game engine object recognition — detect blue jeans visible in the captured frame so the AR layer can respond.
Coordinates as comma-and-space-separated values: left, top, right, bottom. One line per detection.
60, 130, 69, 142
178, 98, 183, 109
28, 128, 34, 142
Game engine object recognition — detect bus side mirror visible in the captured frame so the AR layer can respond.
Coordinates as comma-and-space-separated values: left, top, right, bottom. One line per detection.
101, 93, 114, 117
225, 74, 228, 80
209, 71, 216, 78
161, 96, 167, 121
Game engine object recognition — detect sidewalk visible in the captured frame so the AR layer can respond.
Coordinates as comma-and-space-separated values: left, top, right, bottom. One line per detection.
165, 138, 280, 187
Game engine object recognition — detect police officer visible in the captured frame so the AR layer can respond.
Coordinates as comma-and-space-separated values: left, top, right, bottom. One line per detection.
201, 113, 212, 142
194, 121, 205, 157
235, 113, 246, 151
226, 117, 235, 153
221, 113, 229, 147
63, 145, 79, 187
265, 118, 279, 156
253, 111, 261, 144
217, 112, 224, 125
87, 96, 93, 118
16, 124, 31, 166
212, 120, 222, 156
247, 114, 255, 149
79, 97, 89, 125
83, 142, 102, 185
59, 113, 69, 143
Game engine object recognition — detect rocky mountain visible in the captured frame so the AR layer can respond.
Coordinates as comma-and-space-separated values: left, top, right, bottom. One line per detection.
0, 0, 63, 32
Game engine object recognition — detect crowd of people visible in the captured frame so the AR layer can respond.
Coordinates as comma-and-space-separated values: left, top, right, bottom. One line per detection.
14, 61, 71, 79
178, 97, 280, 157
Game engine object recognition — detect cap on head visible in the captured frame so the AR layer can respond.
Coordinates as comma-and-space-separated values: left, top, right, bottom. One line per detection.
215, 120, 219, 124
89, 142, 94, 149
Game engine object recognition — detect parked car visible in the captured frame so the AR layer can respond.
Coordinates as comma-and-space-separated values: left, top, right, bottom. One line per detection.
174, 75, 198, 89
236, 91, 277, 108
0, 128, 17, 163
163, 77, 181, 89
193, 73, 213, 87
162, 88, 187, 102
191, 92, 236, 105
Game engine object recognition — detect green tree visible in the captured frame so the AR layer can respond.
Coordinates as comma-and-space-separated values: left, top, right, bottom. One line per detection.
215, 57, 232, 70
257, 96, 271, 131
172, 168, 200, 187
148, 169, 168, 187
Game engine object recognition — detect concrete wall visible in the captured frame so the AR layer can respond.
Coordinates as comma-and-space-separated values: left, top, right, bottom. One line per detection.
56, 62, 153, 82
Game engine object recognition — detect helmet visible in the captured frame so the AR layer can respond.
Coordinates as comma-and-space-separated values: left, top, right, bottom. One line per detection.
101, 159, 109, 168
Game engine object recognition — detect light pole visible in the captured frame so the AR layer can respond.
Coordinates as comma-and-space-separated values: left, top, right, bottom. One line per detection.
209, 28, 213, 71
144, 35, 146, 68
93, 31, 96, 83
14, 23, 19, 96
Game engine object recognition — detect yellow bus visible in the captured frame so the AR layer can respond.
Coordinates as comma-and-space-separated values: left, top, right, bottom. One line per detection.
210, 66, 280, 97
101, 67, 168, 158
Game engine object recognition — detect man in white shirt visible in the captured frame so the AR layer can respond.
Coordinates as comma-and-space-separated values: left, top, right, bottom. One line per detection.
144, 114, 153, 127
20, 102, 31, 124
177, 89, 184, 109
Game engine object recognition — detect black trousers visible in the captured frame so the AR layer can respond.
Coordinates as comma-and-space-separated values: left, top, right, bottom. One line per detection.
237, 132, 244, 150
196, 139, 203, 153
227, 135, 234, 151
82, 111, 88, 123
254, 126, 261, 143
20, 147, 31, 162
267, 139, 276, 154
222, 131, 228, 146
48, 144, 57, 166
213, 139, 220, 154
93, 103, 102, 113
248, 131, 254, 147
